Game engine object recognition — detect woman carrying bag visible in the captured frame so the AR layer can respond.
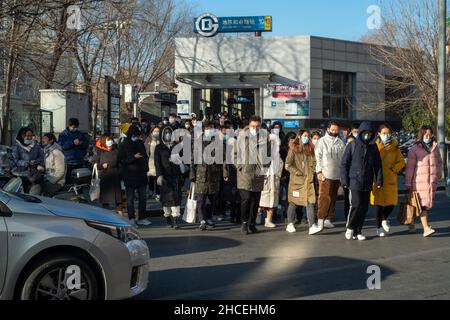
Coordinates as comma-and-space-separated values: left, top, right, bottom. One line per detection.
405, 126, 443, 237
284, 130, 317, 234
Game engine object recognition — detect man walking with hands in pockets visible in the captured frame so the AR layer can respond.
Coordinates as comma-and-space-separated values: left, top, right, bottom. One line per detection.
309, 121, 345, 235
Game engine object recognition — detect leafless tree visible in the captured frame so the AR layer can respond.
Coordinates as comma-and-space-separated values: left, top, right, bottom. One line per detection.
360, 0, 449, 124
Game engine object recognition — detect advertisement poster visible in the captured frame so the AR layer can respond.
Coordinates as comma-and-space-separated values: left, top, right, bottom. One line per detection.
177, 100, 190, 115
265, 83, 310, 119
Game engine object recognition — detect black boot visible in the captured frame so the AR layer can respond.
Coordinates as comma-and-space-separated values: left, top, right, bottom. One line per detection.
166, 216, 173, 228
241, 222, 249, 235
249, 224, 259, 234
172, 216, 180, 229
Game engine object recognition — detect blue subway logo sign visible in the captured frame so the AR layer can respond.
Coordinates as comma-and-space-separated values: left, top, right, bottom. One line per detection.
194, 13, 272, 37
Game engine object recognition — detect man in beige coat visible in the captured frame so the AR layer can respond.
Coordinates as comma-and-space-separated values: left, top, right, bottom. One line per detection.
233, 115, 271, 235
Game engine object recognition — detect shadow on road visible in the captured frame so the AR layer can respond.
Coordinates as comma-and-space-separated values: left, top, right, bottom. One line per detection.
144, 236, 242, 258
139, 256, 395, 300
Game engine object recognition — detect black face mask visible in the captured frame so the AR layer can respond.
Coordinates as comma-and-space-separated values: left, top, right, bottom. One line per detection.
327, 131, 339, 138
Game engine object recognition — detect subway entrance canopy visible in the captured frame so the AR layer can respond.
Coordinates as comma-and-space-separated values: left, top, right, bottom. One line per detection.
176, 72, 275, 88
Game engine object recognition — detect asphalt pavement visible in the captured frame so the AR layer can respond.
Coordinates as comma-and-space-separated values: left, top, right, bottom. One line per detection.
135, 192, 450, 300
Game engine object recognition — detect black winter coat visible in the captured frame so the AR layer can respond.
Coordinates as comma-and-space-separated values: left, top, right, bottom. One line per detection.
189, 140, 223, 195
118, 138, 149, 188
340, 121, 383, 192
154, 142, 182, 207
93, 145, 121, 205
222, 141, 239, 202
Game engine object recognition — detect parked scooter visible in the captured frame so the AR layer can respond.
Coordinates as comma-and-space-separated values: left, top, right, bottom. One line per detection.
0, 145, 93, 202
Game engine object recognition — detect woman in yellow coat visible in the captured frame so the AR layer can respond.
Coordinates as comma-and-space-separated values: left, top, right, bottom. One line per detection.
370, 123, 405, 237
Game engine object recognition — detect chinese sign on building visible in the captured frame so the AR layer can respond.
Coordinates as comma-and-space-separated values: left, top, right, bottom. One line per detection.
265, 83, 310, 119
194, 13, 272, 37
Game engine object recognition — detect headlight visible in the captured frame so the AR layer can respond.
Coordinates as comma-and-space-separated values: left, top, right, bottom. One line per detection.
86, 221, 142, 243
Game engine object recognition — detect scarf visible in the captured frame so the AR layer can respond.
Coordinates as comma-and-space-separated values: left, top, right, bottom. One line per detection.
421, 141, 433, 153
381, 136, 394, 147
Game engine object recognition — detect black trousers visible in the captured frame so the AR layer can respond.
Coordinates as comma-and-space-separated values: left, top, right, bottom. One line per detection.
375, 205, 395, 228
347, 190, 370, 235
148, 176, 159, 194
344, 187, 351, 220
126, 185, 147, 220
197, 193, 215, 222
239, 189, 261, 225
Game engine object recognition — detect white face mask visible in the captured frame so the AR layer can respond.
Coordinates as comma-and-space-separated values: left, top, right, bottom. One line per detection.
106, 140, 113, 147
249, 128, 258, 137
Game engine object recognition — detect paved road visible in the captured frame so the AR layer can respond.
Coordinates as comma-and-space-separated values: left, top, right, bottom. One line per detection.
136, 192, 450, 300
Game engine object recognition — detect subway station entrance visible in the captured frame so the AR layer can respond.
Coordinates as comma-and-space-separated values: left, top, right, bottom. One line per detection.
192, 88, 258, 118
176, 72, 274, 118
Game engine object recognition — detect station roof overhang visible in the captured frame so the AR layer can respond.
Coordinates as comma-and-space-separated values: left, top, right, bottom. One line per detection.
176, 72, 275, 88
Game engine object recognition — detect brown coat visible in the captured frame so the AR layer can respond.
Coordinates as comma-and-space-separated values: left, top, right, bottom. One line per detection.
285, 146, 316, 207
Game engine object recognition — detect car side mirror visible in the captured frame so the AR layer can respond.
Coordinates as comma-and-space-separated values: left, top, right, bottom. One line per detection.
0, 201, 12, 217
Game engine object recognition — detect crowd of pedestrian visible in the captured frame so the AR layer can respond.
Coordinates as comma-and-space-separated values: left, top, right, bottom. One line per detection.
10, 111, 443, 238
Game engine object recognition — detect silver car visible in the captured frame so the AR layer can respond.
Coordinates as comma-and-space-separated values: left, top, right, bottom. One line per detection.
0, 184, 149, 300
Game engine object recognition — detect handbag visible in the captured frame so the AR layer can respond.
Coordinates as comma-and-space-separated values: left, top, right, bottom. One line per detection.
183, 182, 197, 224
397, 192, 421, 225
89, 163, 101, 202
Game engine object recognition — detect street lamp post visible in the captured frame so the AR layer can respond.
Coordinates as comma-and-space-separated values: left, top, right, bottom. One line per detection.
438, 0, 448, 180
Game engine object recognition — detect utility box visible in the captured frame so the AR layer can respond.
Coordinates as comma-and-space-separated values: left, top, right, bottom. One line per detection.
40, 89, 89, 134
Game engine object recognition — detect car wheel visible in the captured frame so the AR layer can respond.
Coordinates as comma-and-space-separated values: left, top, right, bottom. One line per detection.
19, 254, 100, 300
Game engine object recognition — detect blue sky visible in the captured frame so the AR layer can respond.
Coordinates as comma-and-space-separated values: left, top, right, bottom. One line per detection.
190, 0, 380, 41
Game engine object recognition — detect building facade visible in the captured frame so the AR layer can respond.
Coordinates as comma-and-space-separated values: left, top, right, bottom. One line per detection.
175, 35, 400, 129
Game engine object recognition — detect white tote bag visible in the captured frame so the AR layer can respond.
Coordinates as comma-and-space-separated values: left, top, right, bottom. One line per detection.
183, 183, 197, 223
89, 163, 101, 202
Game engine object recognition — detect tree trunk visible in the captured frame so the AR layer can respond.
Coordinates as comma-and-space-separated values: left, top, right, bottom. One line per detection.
1, 18, 18, 145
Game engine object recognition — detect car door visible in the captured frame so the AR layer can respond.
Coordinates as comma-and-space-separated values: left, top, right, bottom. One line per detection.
0, 209, 8, 295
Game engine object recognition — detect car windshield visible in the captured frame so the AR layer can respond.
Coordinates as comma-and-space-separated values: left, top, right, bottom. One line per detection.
0, 189, 42, 203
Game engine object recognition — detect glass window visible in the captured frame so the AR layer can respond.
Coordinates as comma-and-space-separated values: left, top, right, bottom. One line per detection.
323, 96, 330, 118
330, 72, 342, 95
323, 70, 354, 119
323, 71, 330, 93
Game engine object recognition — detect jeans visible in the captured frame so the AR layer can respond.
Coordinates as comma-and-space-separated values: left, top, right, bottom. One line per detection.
126, 185, 147, 220
287, 203, 315, 227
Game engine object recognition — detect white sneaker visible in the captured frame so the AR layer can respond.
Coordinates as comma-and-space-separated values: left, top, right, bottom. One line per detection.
377, 228, 386, 237
324, 219, 335, 229
345, 228, 354, 240
382, 220, 390, 233
286, 223, 296, 233
317, 219, 324, 230
356, 234, 366, 241
155, 194, 160, 201
423, 227, 436, 238
309, 224, 323, 235
264, 219, 276, 228
136, 218, 152, 226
